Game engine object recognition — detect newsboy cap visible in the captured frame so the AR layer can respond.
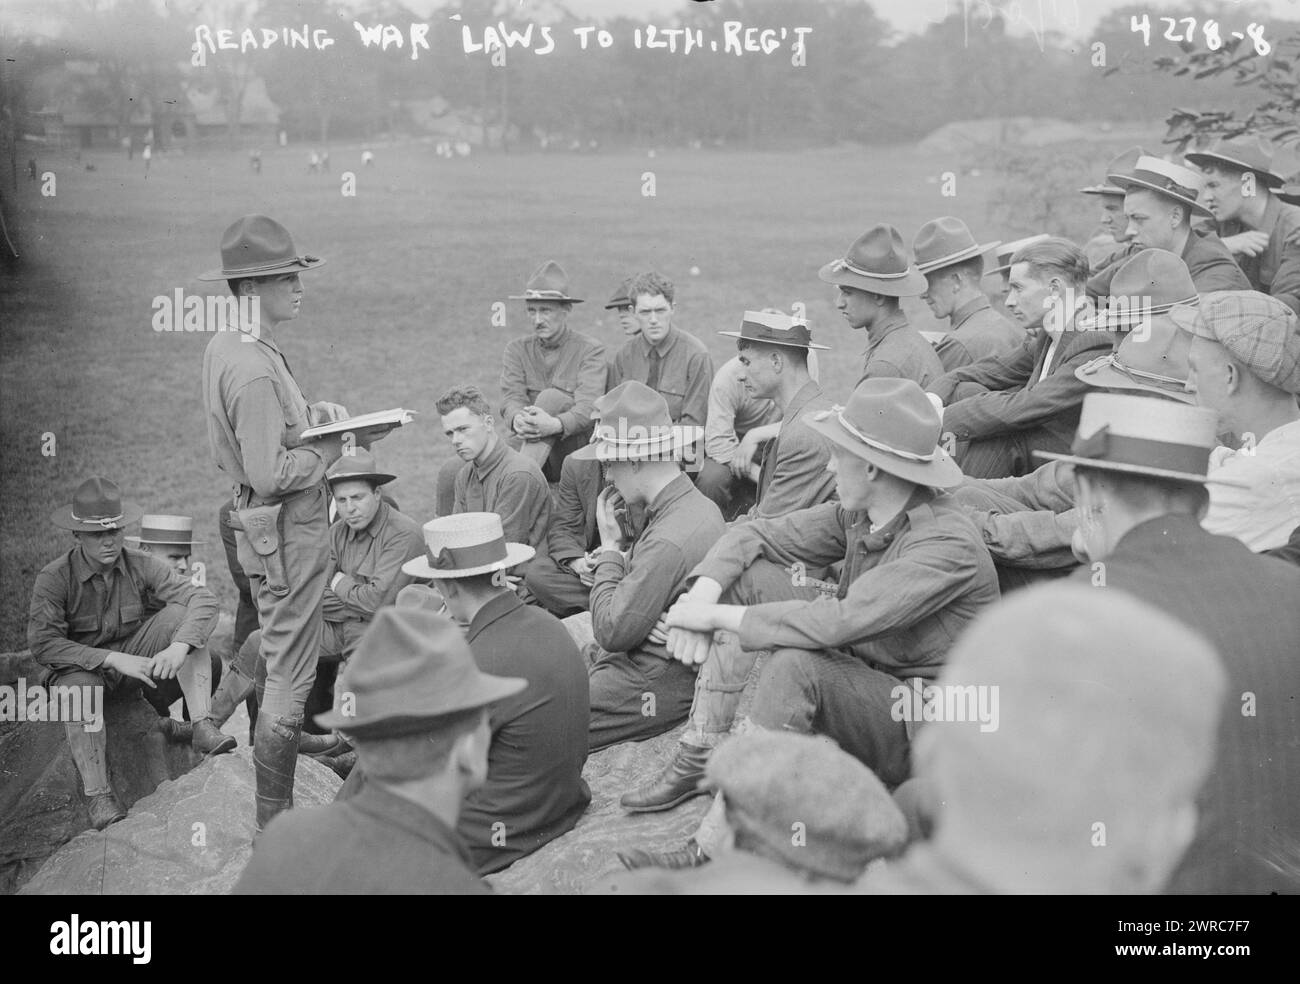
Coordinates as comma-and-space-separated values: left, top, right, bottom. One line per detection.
1171, 290, 1300, 395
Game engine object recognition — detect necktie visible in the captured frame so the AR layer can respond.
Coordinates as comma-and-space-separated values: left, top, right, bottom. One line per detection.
646, 347, 663, 392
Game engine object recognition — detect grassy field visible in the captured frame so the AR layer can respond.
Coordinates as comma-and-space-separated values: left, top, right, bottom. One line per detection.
0, 139, 1083, 650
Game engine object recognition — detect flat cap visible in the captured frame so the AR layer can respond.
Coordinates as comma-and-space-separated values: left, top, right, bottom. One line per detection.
1171, 290, 1300, 394
708, 731, 907, 883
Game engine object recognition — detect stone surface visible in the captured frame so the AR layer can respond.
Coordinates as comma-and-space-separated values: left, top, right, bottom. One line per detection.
20, 746, 340, 895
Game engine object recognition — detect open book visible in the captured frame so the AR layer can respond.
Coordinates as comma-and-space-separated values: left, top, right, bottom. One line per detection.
300, 408, 416, 441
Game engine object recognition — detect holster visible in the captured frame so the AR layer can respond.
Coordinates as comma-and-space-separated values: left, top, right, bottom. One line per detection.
232, 502, 290, 598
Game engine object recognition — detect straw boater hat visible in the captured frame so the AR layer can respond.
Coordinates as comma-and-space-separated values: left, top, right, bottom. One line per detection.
509, 260, 584, 304
325, 449, 396, 487
315, 607, 525, 738
570, 381, 704, 462
1184, 138, 1287, 187
911, 217, 999, 275
804, 377, 964, 489
1109, 156, 1215, 219
1079, 146, 1144, 196
986, 234, 1050, 278
1074, 311, 1197, 404
402, 512, 535, 580
1090, 249, 1198, 331
718, 309, 830, 350
604, 278, 634, 310
197, 215, 325, 281
125, 514, 204, 549
1035, 392, 1220, 484
818, 224, 928, 297
50, 477, 141, 532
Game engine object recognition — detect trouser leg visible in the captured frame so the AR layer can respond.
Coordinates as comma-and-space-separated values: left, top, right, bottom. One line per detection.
588, 648, 696, 751
957, 433, 1031, 480
521, 556, 590, 618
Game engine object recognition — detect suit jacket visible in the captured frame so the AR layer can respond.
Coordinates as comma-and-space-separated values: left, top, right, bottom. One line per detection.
929, 326, 1112, 454
1070, 515, 1300, 894
547, 454, 646, 563
458, 592, 591, 874
1087, 229, 1250, 300
1217, 196, 1300, 316
751, 381, 837, 520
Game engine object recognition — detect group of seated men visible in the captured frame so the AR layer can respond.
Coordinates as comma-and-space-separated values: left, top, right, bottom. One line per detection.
26, 136, 1300, 894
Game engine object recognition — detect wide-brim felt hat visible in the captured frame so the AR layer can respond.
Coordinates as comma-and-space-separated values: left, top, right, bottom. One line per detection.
1110, 156, 1214, 219
1035, 392, 1220, 484
1092, 248, 1198, 330
509, 260, 584, 303
402, 512, 535, 579
570, 380, 704, 462
1184, 139, 1286, 187
818, 224, 928, 297
719, 309, 829, 350
804, 377, 964, 489
1074, 311, 1197, 404
1279, 174, 1300, 206
912, 216, 1000, 275
604, 277, 634, 310
325, 449, 397, 487
197, 214, 325, 281
124, 514, 204, 548
316, 607, 526, 737
51, 477, 141, 532
1079, 145, 1145, 196
986, 234, 1050, 277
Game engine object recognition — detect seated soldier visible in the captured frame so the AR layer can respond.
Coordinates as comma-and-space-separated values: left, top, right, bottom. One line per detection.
927, 237, 1112, 479
398, 513, 591, 873
618, 379, 999, 860
1045, 393, 1300, 893
604, 277, 639, 337
1076, 146, 1141, 270
124, 514, 225, 726
568, 381, 726, 750
866, 583, 1225, 893
912, 216, 1020, 372
436, 385, 551, 550
498, 261, 607, 480
819, 225, 943, 388
601, 732, 907, 894
718, 310, 837, 520
695, 354, 781, 519
28, 478, 220, 829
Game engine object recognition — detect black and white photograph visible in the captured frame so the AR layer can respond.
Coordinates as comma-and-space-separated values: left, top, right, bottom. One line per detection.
0, 0, 1296, 924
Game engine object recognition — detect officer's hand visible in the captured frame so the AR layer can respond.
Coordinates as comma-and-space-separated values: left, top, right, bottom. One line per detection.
309, 401, 350, 425
150, 643, 188, 680
103, 652, 157, 687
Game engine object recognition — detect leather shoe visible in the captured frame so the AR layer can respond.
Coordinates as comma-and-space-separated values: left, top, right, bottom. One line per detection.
298, 732, 351, 757
191, 720, 237, 757
325, 751, 357, 779
156, 718, 193, 744
620, 743, 710, 813
617, 840, 709, 872
88, 792, 127, 831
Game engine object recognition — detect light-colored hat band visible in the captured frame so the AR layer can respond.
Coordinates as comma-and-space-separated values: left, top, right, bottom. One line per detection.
831, 258, 911, 280
1103, 294, 1198, 323
918, 246, 983, 270
225, 255, 319, 276
71, 511, 125, 528
425, 536, 507, 572
812, 407, 937, 462
1093, 353, 1188, 389
1130, 172, 1198, 200
522, 289, 568, 299
1072, 426, 1208, 476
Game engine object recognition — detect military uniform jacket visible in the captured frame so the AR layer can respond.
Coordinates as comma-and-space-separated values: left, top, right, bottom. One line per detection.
859, 312, 944, 390
609, 327, 713, 428
499, 325, 608, 438
322, 501, 425, 622
933, 296, 1023, 372
453, 438, 552, 550
692, 491, 1000, 680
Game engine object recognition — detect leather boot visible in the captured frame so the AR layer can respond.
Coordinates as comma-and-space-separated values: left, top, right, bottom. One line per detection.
156, 718, 193, 744
326, 750, 357, 779
619, 743, 710, 813
253, 711, 302, 831
617, 839, 709, 872
191, 662, 255, 756
88, 791, 127, 831
297, 732, 351, 757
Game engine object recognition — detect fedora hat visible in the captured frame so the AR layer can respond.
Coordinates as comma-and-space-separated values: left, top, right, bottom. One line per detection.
818, 224, 927, 297
1075, 312, 1197, 404
315, 607, 526, 737
403, 512, 535, 580
1092, 249, 1198, 330
125, 514, 204, 549
604, 277, 634, 310
509, 260, 584, 303
51, 477, 141, 532
986, 233, 1050, 277
1079, 145, 1145, 196
719, 309, 830, 350
912, 217, 1000, 275
1035, 392, 1219, 483
197, 215, 325, 281
803, 378, 964, 488
1185, 138, 1286, 188
1110, 156, 1214, 219
570, 380, 704, 462
325, 449, 396, 488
